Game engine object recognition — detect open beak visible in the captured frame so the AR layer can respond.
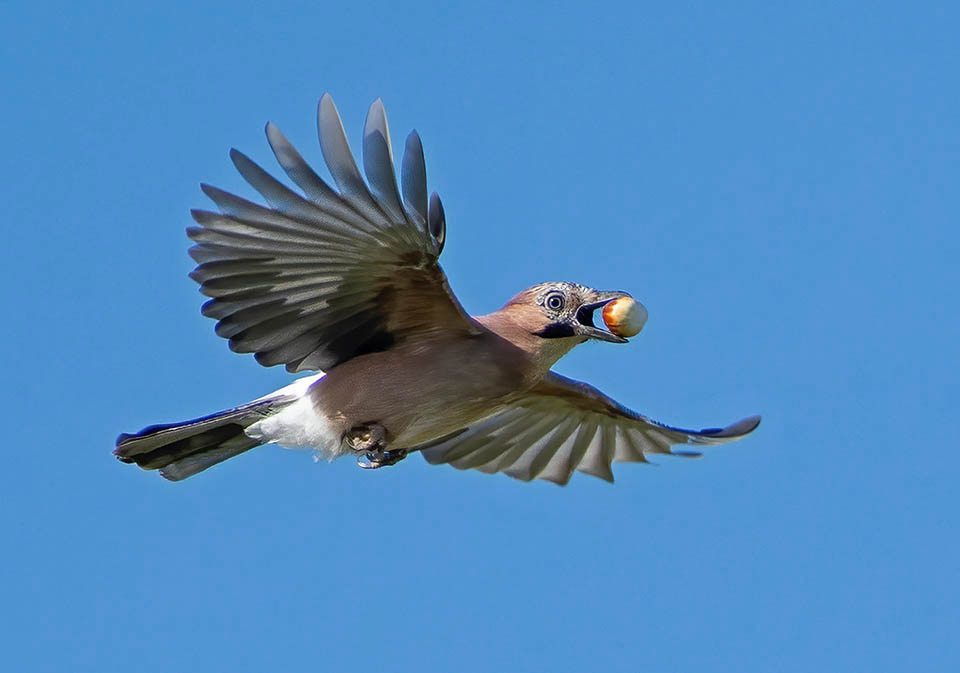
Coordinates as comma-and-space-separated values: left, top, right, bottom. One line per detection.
575, 291, 633, 343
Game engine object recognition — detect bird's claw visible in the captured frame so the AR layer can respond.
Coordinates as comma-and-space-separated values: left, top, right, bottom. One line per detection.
344, 423, 407, 469
357, 448, 408, 469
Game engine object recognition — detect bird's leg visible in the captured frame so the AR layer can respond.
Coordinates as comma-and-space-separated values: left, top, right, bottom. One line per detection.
344, 423, 408, 469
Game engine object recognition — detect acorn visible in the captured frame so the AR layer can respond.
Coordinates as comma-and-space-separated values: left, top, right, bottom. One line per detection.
602, 296, 647, 338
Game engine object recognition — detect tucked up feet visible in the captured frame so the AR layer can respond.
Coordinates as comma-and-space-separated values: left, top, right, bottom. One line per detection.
344, 423, 408, 469
357, 448, 408, 469
344, 423, 386, 453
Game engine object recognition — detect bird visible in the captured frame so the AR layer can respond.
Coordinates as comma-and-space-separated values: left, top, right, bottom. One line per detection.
114, 94, 760, 485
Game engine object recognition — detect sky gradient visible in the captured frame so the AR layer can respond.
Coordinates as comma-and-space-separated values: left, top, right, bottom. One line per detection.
2, 1, 958, 671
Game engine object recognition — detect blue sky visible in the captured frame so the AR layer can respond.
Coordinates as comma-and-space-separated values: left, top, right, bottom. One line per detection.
2, 1, 957, 671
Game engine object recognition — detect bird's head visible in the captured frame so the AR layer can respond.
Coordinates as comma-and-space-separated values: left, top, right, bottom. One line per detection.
519, 281, 646, 344
498, 281, 647, 346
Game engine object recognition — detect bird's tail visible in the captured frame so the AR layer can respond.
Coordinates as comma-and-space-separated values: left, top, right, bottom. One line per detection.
114, 389, 303, 481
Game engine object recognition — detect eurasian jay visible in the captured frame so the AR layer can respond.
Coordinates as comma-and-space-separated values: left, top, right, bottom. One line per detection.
115, 95, 759, 484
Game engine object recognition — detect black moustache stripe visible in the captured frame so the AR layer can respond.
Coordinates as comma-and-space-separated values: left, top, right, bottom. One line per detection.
535, 322, 577, 339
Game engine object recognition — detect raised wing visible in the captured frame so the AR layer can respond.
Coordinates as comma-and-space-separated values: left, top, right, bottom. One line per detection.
419, 372, 760, 485
188, 94, 478, 372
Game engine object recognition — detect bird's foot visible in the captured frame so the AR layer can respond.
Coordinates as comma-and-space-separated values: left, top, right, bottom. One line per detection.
357, 448, 408, 469
344, 423, 407, 469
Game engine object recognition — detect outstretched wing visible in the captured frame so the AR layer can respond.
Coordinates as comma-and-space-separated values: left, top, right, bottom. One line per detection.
419, 372, 760, 485
188, 94, 478, 372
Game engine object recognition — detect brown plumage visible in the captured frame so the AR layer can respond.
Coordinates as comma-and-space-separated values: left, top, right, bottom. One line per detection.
115, 95, 759, 484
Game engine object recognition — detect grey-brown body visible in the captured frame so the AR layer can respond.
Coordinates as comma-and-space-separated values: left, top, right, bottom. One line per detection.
114, 94, 760, 484
308, 308, 578, 450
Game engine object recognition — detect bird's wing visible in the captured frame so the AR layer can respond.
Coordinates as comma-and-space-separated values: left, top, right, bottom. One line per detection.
188, 94, 479, 372
418, 372, 760, 485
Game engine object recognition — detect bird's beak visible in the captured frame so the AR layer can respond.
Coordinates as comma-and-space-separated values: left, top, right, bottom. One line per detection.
575, 290, 633, 343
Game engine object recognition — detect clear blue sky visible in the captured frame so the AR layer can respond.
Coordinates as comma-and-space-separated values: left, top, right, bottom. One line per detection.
2, 1, 957, 671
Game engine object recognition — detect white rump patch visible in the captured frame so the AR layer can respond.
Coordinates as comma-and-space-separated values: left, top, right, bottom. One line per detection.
245, 373, 346, 459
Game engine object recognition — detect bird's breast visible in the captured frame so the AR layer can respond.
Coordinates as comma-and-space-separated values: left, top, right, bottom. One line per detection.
309, 335, 532, 448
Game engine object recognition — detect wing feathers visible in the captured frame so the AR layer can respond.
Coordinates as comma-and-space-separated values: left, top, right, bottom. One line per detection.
616, 429, 652, 464
502, 416, 578, 481
418, 372, 760, 485
188, 94, 472, 371
539, 422, 598, 486
316, 94, 389, 226
401, 130, 428, 228
474, 413, 560, 474
428, 191, 446, 252
446, 411, 531, 467
578, 423, 616, 482
362, 99, 407, 224
518, 416, 581, 481
264, 122, 339, 202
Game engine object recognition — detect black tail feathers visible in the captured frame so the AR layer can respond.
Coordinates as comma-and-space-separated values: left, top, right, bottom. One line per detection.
114, 398, 286, 481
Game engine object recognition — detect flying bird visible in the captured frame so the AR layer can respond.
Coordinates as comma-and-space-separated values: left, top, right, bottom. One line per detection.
114, 95, 760, 484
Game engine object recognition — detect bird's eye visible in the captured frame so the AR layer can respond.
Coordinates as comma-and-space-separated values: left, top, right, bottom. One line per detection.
545, 293, 565, 311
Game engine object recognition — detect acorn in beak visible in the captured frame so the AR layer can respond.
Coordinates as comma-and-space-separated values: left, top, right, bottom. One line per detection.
575, 292, 648, 343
